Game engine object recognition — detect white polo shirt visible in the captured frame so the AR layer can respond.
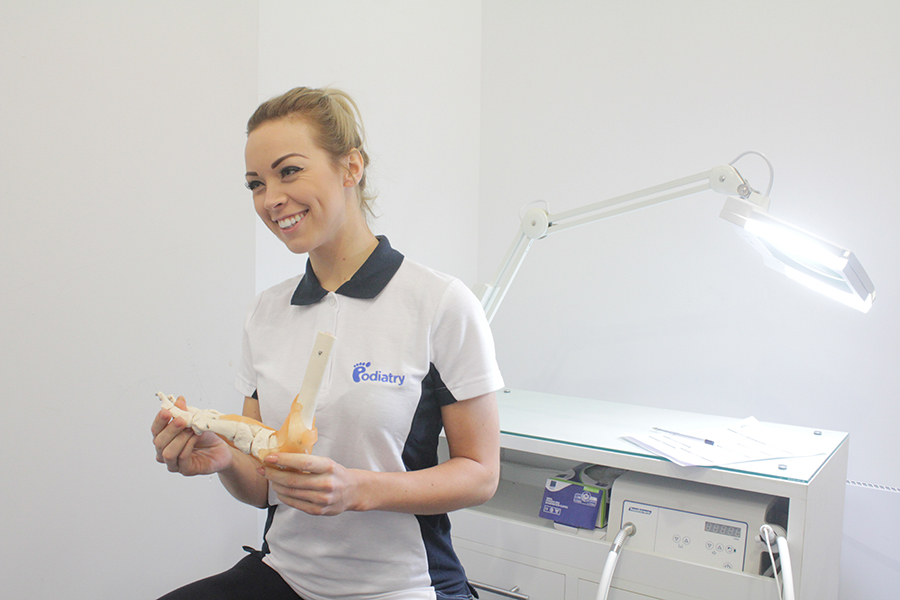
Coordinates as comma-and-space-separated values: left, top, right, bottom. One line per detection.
235, 237, 504, 600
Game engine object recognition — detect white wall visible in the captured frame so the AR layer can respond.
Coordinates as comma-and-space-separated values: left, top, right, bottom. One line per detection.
478, 1, 900, 598
0, 2, 260, 598
254, 0, 483, 292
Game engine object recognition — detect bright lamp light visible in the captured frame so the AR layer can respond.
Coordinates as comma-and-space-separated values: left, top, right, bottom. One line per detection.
720, 195, 875, 312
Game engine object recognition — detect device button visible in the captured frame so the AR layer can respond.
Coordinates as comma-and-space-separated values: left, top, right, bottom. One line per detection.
673, 535, 681, 544
706, 541, 714, 551
723, 563, 733, 570
683, 537, 691, 546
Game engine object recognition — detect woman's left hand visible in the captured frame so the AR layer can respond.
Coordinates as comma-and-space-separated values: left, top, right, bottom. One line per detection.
257, 453, 359, 516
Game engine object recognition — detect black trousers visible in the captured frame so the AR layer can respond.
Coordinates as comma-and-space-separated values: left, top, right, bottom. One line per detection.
157, 553, 304, 600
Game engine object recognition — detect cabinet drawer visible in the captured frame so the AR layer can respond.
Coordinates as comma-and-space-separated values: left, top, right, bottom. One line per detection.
577, 578, 661, 600
457, 546, 566, 599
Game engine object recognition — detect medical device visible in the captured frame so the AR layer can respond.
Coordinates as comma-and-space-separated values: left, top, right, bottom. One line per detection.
607, 472, 791, 590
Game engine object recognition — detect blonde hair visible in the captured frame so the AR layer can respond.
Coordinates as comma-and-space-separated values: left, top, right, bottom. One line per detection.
247, 87, 375, 217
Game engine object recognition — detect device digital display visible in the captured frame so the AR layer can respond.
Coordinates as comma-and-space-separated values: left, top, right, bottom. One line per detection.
705, 521, 742, 538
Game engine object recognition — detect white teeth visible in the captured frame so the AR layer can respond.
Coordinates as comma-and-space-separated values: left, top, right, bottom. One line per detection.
277, 213, 304, 229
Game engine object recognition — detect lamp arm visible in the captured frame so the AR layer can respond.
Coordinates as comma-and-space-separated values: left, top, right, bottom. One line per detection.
548, 170, 711, 230
478, 165, 747, 323
480, 224, 536, 324
546, 178, 711, 237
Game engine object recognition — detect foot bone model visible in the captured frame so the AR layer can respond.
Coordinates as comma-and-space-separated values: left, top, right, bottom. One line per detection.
156, 332, 335, 460
156, 392, 317, 459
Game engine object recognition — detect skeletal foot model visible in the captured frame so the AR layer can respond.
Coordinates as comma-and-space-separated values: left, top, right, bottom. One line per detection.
156, 391, 316, 459
157, 331, 335, 461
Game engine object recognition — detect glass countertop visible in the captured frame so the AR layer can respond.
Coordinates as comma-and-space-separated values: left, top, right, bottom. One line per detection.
496, 389, 847, 484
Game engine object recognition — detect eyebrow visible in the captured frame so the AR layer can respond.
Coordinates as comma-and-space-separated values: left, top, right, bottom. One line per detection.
272, 153, 308, 169
245, 153, 309, 178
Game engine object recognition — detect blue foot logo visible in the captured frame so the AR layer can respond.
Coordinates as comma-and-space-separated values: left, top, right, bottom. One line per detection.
352, 362, 372, 383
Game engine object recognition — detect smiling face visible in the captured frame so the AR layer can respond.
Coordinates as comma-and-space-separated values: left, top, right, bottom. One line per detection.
244, 118, 365, 257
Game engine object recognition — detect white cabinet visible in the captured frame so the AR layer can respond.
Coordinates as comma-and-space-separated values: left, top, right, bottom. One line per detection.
457, 546, 566, 599
447, 389, 848, 600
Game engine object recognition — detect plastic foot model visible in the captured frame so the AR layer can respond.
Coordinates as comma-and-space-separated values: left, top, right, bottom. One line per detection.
156, 331, 335, 460
156, 391, 317, 459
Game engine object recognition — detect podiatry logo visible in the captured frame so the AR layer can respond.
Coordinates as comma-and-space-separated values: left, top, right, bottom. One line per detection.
352, 362, 406, 386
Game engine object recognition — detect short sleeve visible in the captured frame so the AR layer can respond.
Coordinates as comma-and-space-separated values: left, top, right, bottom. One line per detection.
430, 278, 504, 401
234, 292, 263, 398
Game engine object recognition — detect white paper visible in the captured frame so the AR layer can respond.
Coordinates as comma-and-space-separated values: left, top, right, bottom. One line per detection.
622, 417, 830, 468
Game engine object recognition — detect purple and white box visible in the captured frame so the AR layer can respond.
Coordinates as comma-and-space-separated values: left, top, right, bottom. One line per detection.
539, 464, 624, 529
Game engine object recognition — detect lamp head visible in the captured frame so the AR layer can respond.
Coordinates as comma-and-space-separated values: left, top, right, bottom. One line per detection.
720, 195, 875, 312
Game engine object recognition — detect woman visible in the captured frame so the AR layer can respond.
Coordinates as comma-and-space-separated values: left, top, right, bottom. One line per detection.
151, 87, 504, 600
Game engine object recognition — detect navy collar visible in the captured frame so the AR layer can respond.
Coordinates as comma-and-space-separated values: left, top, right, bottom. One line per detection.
290, 236, 404, 306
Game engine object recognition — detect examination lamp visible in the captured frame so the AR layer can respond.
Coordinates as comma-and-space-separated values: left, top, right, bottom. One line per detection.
477, 151, 875, 322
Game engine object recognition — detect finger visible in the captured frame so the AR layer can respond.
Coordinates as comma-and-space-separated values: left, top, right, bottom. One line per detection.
270, 480, 339, 517
152, 413, 187, 452
150, 409, 172, 438
265, 466, 335, 502
269, 474, 322, 502
159, 427, 195, 472
259, 461, 313, 492
273, 491, 326, 516
169, 432, 206, 476
263, 453, 325, 474
178, 430, 200, 463
156, 432, 187, 471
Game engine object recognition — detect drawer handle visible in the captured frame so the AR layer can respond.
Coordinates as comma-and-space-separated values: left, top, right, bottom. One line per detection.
469, 580, 530, 600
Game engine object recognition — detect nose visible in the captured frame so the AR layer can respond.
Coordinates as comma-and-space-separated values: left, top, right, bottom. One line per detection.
263, 183, 287, 211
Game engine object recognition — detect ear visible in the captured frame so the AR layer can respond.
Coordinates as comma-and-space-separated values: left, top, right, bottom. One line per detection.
342, 148, 364, 188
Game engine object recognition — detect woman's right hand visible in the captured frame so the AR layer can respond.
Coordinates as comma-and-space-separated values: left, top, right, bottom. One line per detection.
151, 396, 234, 476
